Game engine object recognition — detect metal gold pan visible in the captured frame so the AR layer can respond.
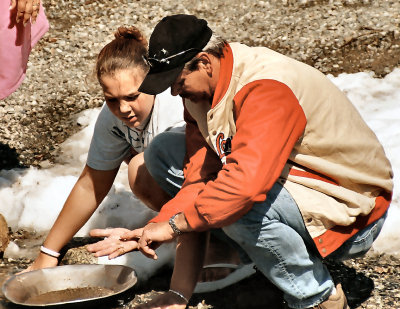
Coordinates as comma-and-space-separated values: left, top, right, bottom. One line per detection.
2, 264, 137, 306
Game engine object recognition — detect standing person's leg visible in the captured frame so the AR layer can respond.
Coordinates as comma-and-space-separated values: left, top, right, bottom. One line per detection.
222, 182, 337, 309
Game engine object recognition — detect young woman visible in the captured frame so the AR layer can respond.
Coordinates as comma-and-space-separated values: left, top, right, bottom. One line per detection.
25, 26, 185, 271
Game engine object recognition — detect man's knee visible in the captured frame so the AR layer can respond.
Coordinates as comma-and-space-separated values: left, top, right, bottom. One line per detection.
222, 221, 254, 248
144, 133, 166, 178
144, 131, 185, 182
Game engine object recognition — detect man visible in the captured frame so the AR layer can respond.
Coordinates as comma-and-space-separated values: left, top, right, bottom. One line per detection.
122, 14, 393, 309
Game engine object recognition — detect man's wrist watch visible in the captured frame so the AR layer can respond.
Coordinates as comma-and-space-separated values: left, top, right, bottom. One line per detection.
169, 213, 183, 235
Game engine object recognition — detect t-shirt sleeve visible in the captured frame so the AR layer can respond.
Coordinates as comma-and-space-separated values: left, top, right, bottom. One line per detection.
87, 104, 132, 170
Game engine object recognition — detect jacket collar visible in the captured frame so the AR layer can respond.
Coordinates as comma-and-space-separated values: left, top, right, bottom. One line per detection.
211, 43, 234, 108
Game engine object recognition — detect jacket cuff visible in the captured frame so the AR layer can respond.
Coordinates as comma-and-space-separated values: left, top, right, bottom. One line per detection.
183, 205, 209, 231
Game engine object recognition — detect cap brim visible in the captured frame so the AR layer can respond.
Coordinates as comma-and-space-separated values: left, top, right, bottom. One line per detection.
138, 65, 184, 95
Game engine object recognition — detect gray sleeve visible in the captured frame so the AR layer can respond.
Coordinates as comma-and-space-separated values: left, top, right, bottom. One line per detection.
87, 105, 132, 171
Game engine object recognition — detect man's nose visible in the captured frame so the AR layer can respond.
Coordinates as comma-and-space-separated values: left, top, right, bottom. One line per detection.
119, 101, 131, 113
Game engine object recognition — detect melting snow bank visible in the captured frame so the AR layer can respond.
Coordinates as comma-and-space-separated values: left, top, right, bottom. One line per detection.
0, 108, 158, 235
328, 69, 400, 255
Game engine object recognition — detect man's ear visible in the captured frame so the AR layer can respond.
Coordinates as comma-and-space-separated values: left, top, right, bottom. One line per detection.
197, 52, 213, 76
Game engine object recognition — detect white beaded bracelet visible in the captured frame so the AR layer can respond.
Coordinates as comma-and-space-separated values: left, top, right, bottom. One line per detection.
168, 289, 189, 303
40, 246, 60, 258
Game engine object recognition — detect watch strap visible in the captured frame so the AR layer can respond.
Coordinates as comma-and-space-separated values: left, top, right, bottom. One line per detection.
169, 213, 183, 235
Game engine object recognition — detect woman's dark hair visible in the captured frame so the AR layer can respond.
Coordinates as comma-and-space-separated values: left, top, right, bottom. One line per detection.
96, 26, 149, 84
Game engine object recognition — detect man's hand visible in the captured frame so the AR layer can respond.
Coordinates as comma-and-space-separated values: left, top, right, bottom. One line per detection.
9, 0, 40, 26
87, 228, 142, 260
122, 222, 176, 260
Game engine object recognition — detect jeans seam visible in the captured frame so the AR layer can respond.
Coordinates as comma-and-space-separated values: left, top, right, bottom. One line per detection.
258, 227, 332, 308
288, 289, 332, 309
260, 238, 306, 300
352, 223, 377, 245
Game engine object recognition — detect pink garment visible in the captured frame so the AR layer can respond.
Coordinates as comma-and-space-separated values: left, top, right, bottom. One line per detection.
0, 1, 49, 100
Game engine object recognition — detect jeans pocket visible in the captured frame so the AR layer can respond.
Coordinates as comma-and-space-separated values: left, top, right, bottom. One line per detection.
352, 223, 377, 245
329, 221, 379, 261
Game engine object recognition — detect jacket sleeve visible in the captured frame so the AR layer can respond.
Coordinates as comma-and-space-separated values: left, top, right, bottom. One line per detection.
184, 80, 307, 230
149, 107, 222, 224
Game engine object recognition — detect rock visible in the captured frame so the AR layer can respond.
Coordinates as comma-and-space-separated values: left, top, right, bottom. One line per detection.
60, 245, 98, 265
0, 214, 10, 254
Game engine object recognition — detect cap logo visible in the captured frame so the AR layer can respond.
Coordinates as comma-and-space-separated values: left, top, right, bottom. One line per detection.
144, 47, 202, 69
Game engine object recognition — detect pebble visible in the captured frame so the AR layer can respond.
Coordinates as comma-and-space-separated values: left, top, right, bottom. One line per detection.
1, 0, 399, 169
0, 214, 9, 254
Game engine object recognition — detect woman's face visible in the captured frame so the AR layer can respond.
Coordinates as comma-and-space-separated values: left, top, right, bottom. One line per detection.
100, 69, 154, 129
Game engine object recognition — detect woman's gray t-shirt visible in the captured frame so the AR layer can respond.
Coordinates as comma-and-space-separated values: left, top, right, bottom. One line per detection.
87, 89, 185, 171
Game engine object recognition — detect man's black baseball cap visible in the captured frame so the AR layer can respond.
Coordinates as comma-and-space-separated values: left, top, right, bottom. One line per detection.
138, 14, 212, 95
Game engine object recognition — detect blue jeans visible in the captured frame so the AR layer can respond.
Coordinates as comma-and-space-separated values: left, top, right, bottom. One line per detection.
144, 131, 387, 309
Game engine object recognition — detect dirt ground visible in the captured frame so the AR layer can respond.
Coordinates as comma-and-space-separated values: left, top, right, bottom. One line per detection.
1, 234, 399, 309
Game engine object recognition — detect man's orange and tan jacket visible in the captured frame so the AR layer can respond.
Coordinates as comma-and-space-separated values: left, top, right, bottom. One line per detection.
151, 42, 393, 257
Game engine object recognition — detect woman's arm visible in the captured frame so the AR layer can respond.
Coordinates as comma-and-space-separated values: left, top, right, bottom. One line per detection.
25, 164, 119, 271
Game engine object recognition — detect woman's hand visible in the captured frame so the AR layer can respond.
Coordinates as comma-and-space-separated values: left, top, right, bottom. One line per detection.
18, 252, 58, 275
87, 228, 142, 260
9, 0, 41, 26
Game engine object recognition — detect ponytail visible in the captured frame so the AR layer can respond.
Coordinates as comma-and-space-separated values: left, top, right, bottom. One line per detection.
96, 26, 149, 83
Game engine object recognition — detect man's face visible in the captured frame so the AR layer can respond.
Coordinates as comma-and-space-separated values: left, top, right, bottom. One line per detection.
170, 66, 213, 104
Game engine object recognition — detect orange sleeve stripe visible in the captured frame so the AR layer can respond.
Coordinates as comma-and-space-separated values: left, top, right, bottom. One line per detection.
286, 164, 390, 257
288, 168, 339, 186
